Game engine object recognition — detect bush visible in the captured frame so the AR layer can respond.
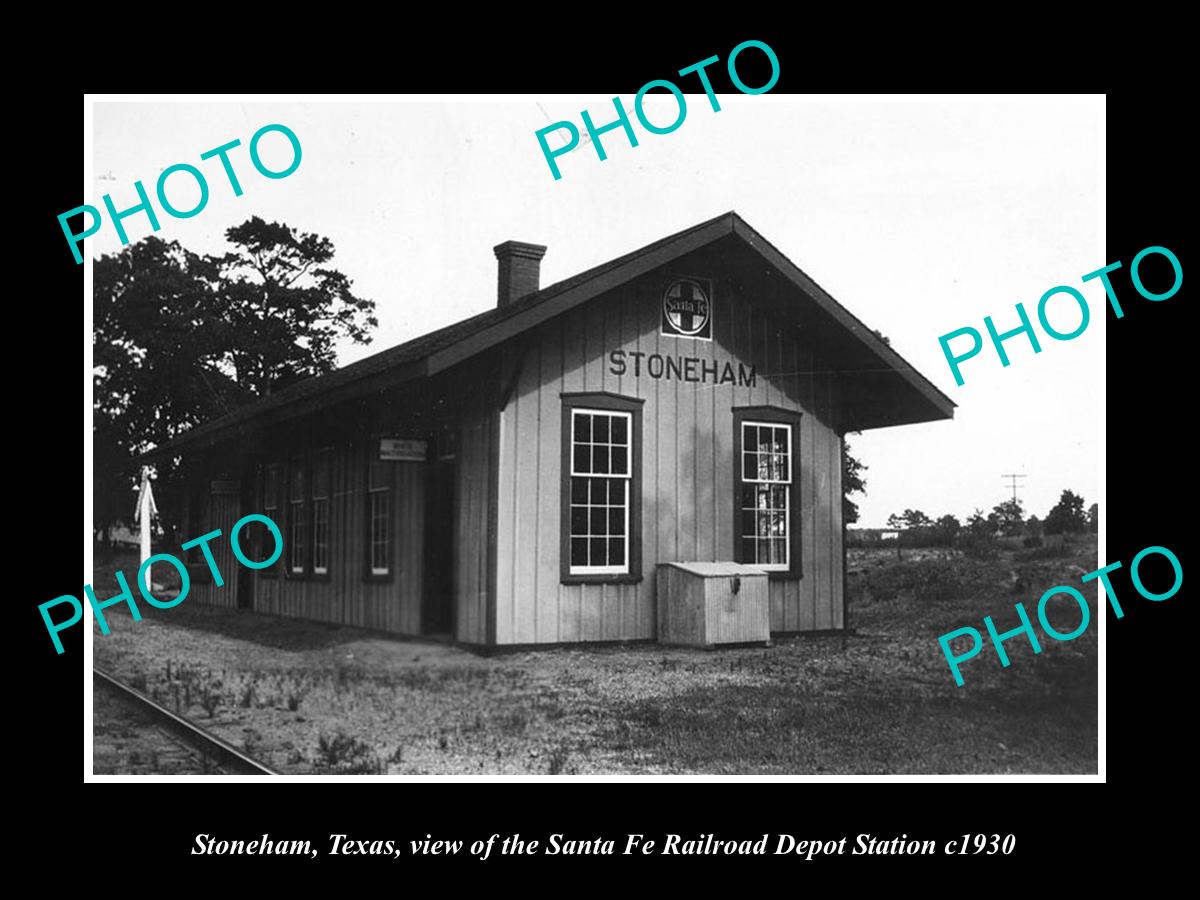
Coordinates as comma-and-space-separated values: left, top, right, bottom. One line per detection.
1022, 535, 1044, 548
313, 731, 382, 774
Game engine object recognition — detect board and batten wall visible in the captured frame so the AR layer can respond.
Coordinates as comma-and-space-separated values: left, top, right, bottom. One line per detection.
190, 440, 426, 635
454, 379, 499, 645
492, 268, 845, 645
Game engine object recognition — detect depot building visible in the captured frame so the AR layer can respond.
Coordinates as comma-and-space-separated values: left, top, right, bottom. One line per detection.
151, 212, 953, 647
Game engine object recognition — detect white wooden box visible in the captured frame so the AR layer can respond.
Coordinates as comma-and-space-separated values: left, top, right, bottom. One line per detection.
656, 562, 770, 647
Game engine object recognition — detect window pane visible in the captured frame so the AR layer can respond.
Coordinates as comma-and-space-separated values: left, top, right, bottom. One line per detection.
573, 414, 590, 443
593, 415, 609, 443
571, 506, 587, 536
771, 539, 787, 564
313, 498, 329, 572
571, 477, 587, 504
609, 539, 625, 566
264, 466, 280, 509
313, 453, 332, 498
740, 484, 756, 509
743, 453, 757, 481
592, 445, 609, 474
590, 508, 607, 536
612, 416, 627, 444
590, 538, 608, 566
371, 491, 389, 573
611, 446, 627, 476
573, 445, 590, 475
771, 484, 788, 510
590, 477, 608, 505
609, 508, 625, 536
571, 538, 588, 567
759, 453, 775, 480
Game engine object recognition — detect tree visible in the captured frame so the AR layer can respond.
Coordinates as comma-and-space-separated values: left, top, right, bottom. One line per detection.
1045, 490, 1088, 536
886, 513, 904, 530
1088, 503, 1099, 533
966, 508, 995, 537
93, 219, 377, 540
901, 509, 934, 529
991, 498, 1025, 536
933, 513, 961, 546
842, 439, 867, 525
1026, 514, 1043, 537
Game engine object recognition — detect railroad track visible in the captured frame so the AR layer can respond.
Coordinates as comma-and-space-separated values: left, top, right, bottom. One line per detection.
93, 666, 278, 776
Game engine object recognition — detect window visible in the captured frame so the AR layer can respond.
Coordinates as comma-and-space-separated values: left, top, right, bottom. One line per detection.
312, 450, 332, 576
733, 408, 802, 577
367, 455, 392, 578
561, 393, 643, 583
261, 464, 281, 577
288, 459, 306, 575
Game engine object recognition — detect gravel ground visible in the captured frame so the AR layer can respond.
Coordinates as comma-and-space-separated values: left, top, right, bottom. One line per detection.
93, 680, 225, 775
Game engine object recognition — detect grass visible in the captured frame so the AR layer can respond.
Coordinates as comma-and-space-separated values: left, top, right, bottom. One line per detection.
93, 540, 1098, 774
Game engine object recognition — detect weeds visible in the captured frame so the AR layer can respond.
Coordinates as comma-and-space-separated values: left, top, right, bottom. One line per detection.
313, 731, 382, 774
547, 745, 570, 775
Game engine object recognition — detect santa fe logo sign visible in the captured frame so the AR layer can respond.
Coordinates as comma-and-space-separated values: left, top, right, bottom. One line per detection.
662, 278, 712, 340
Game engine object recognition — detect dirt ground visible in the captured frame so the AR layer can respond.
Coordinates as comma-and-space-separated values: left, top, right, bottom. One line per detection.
91, 540, 1098, 775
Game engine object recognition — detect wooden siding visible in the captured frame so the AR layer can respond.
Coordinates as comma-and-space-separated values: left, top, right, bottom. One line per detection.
454, 384, 498, 645
190, 488, 242, 609
494, 266, 844, 644
191, 441, 426, 635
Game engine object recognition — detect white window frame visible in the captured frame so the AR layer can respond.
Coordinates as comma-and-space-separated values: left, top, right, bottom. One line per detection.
568, 408, 632, 576
740, 420, 792, 571
368, 487, 390, 576
312, 450, 331, 576
288, 460, 306, 575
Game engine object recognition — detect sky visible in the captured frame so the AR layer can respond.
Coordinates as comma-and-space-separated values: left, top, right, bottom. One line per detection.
91, 96, 1102, 528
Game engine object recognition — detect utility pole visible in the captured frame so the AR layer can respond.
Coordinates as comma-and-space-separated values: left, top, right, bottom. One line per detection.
1000, 473, 1027, 504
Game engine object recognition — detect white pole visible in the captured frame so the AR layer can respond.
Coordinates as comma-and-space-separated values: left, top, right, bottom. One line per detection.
139, 466, 152, 593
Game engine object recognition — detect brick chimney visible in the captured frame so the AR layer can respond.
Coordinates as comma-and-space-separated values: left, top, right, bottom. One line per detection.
493, 240, 547, 307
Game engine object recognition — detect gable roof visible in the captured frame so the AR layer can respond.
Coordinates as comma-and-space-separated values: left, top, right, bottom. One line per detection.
145, 211, 953, 458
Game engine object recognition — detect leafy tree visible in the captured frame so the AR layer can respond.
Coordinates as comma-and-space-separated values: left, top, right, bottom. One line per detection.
935, 514, 961, 532
991, 498, 1025, 536
1045, 490, 1088, 536
1026, 514, 1043, 537
93, 219, 377, 540
966, 508, 995, 537
842, 439, 867, 525
933, 513, 961, 547
902, 509, 934, 529
1087, 503, 1099, 533
886, 513, 904, 530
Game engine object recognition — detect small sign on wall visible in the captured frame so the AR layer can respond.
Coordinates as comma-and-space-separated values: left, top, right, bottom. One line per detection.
661, 277, 712, 340
379, 437, 427, 461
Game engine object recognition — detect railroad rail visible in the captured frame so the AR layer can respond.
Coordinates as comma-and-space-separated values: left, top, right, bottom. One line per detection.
93, 666, 278, 776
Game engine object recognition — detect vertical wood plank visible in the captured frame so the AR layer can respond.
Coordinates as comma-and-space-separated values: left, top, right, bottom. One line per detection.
513, 344, 541, 643
537, 324, 562, 643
